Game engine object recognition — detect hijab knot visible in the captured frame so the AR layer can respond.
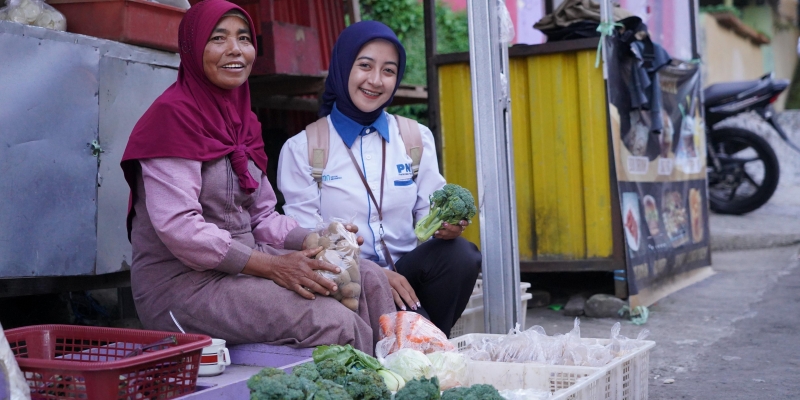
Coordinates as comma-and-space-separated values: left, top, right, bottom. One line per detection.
230, 145, 259, 194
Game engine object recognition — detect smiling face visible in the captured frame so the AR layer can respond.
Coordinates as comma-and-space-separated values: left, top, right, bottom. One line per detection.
348, 39, 399, 113
203, 14, 255, 90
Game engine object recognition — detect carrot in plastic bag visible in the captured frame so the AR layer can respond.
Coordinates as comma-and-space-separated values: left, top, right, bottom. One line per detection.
375, 311, 454, 359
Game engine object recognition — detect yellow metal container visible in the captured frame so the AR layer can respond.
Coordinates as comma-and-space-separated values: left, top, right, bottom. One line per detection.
438, 46, 614, 265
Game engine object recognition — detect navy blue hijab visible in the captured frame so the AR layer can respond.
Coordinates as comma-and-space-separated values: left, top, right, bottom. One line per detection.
319, 21, 406, 126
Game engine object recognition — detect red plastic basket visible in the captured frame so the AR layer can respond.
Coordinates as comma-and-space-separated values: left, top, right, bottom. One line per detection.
5, 324, 211, 400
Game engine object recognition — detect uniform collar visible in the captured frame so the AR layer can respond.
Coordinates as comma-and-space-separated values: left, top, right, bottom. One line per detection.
330, 103, 390, 148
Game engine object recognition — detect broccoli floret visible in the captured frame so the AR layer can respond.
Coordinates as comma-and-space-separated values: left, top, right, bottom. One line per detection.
394, 376, 441, 400
312, 378, 353, 400
250, 367, 288, 379
316, 359, 349, 386
247, 371, 316, 400
414, 183, 477, 241
291, 362, 321, 382
441, 384, 503, 400
342, 369, 391, 400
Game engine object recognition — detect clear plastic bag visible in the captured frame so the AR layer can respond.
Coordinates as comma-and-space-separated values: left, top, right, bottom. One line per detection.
461, 318, 649, 367
0, 0, 66, 31
426, 351, 468, 390
375, 311, 455, 359
303, 219, 361, 311
1, 322, 32, 400
498, 388, 552, 400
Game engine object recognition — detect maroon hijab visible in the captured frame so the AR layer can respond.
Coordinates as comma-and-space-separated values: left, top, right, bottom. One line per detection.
121, 0, 265, 235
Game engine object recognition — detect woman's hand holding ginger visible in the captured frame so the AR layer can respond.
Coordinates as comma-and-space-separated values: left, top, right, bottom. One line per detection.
243, 247, 341, 299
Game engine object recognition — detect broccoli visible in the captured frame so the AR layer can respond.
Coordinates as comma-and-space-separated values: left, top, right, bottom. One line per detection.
414, 183, 477, 241
342, 368, 391, 400
441, 383, 504, 400
291, 362, 321, 382
246, 371, 315, 400
251, 367, 289, 379
312, 378, 353, 400
254, 351, 390, 400
316, 359, 349, 386
394, 376, 441, 400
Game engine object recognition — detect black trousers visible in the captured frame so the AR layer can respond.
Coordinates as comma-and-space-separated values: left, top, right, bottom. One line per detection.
394, 237, 481, 338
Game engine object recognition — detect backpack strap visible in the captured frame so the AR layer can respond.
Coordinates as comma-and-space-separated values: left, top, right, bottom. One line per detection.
306, 115, 423, 187
305, 117, 330, 189
394, 115, 423, 178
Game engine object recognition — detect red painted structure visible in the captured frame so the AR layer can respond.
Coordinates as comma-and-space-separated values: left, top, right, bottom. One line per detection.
190, 0, 347, 75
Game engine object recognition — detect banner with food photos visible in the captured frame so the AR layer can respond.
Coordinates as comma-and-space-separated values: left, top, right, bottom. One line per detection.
605, 39, 711, 297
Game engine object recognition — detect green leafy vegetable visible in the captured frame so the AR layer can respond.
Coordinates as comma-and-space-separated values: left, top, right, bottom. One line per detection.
414, 183, 477, 241
312, 344, 384, 371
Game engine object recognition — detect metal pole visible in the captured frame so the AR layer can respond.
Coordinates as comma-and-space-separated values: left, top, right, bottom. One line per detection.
466, 0, 520, 334
423, 0, 443, 172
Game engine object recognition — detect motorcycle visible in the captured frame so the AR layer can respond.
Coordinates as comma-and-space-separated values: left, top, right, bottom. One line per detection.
703, 72, 800, 215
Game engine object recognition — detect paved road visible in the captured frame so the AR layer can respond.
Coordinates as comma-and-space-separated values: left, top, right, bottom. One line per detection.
656, 246, 800, 399
524, 245, 800, 399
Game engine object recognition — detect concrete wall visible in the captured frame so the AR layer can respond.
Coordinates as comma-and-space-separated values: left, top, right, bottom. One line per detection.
699, 13, 765, 87
740, 2, 799, 110
769, 27, 799, 110
700, 2, 799, 111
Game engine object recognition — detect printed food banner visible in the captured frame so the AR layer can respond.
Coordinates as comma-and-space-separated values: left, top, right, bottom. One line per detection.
605, 38, 711, 297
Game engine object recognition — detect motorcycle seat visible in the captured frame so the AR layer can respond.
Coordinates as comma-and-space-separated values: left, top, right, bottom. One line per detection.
703, 79, 761, 106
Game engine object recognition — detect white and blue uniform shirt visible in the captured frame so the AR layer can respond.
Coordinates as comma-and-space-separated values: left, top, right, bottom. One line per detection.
277, 105, 445, 267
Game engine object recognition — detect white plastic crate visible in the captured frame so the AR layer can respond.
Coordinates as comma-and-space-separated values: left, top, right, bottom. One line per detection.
450, 280, 532, 338
595, 337, 655, 400
464, 359, 604, 400
450, 334, 656, 400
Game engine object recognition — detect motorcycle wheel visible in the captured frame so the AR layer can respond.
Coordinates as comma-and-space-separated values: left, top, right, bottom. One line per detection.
707, 127, 780, 215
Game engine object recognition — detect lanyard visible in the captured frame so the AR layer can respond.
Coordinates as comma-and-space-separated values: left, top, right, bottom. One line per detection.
345, 139, 397, 271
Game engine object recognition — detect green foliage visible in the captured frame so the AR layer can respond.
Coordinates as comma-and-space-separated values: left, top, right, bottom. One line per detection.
386, 104, 428, 126
360, 0, 469, 86
699, 5, 742, 18
434, 2, 470, 55
360, 0, 469, 121
359, 0, 422, 42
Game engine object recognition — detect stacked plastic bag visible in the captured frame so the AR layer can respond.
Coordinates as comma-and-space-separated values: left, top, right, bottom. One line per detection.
0, 0, 66, 31
461, 318, 649, 367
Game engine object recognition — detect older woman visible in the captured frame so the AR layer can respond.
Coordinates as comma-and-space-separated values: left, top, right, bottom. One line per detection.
278, 21, 481, 338
120, 0, 394, 354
